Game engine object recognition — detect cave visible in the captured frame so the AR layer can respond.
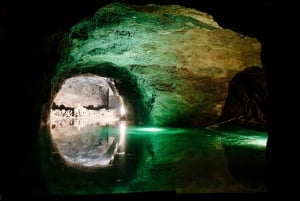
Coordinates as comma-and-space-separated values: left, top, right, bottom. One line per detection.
36, 2, 269, 194
2, 0, 278, 198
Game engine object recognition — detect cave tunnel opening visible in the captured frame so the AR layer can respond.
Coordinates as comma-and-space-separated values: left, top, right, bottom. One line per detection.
49, 74, 127, 167
219, 66, 268, 129
42, 63, 152, 168
43, 63, 150, 127
50, 75, 126, 127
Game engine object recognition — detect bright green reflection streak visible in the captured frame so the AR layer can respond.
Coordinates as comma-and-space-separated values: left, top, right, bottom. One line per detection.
127, 126, 192, 135
136, 127, 164, 132
219, 130, 267, 148
248, 138, 267, 146
246, 136, 267, 147
127, 126, 267, 148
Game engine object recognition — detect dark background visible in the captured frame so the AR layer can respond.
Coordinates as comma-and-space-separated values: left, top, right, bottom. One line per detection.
1, 0, 284, 199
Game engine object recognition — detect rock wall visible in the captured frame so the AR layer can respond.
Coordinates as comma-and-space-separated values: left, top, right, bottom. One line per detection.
51, 3, 262, 126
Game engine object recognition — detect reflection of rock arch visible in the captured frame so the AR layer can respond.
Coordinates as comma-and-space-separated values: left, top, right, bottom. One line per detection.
49, 119, 126, 167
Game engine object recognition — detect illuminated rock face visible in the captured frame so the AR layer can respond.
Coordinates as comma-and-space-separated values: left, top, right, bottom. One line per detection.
52, 3, 262, 126
53, 76, 120, 108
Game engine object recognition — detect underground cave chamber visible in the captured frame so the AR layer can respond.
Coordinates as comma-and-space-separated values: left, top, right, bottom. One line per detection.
37, 2, 269, 194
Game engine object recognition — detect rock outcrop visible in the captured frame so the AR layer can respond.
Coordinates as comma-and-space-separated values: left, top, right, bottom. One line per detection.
50, 3, 263, 126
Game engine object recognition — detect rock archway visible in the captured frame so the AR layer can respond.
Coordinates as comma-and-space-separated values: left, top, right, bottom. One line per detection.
43, 2, 263, 127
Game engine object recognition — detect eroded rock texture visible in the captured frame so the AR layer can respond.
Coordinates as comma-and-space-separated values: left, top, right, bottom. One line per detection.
50, 3, 263, 126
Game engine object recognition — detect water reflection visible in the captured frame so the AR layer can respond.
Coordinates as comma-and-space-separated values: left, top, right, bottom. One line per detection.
50, 119, 126, 167
41, 121, 267, 194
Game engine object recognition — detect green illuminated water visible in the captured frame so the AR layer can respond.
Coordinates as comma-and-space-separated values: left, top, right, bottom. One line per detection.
38, 122, 267, 194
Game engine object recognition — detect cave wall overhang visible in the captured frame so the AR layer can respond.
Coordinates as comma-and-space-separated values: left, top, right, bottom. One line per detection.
47, 3, 262, 127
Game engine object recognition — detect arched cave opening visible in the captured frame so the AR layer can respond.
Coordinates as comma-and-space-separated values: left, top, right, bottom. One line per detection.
41, 63, 151, 127
220, 66, 268, 128
51, 75, 125, 122
40, 63, 154, 167
48, 74, 126, 167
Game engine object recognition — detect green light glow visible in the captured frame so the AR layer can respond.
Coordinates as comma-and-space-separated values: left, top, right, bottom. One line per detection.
220, 131, 267, 148
136, 127, 165, 132
127, 127, 191, 135
246, 137, 267, 147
